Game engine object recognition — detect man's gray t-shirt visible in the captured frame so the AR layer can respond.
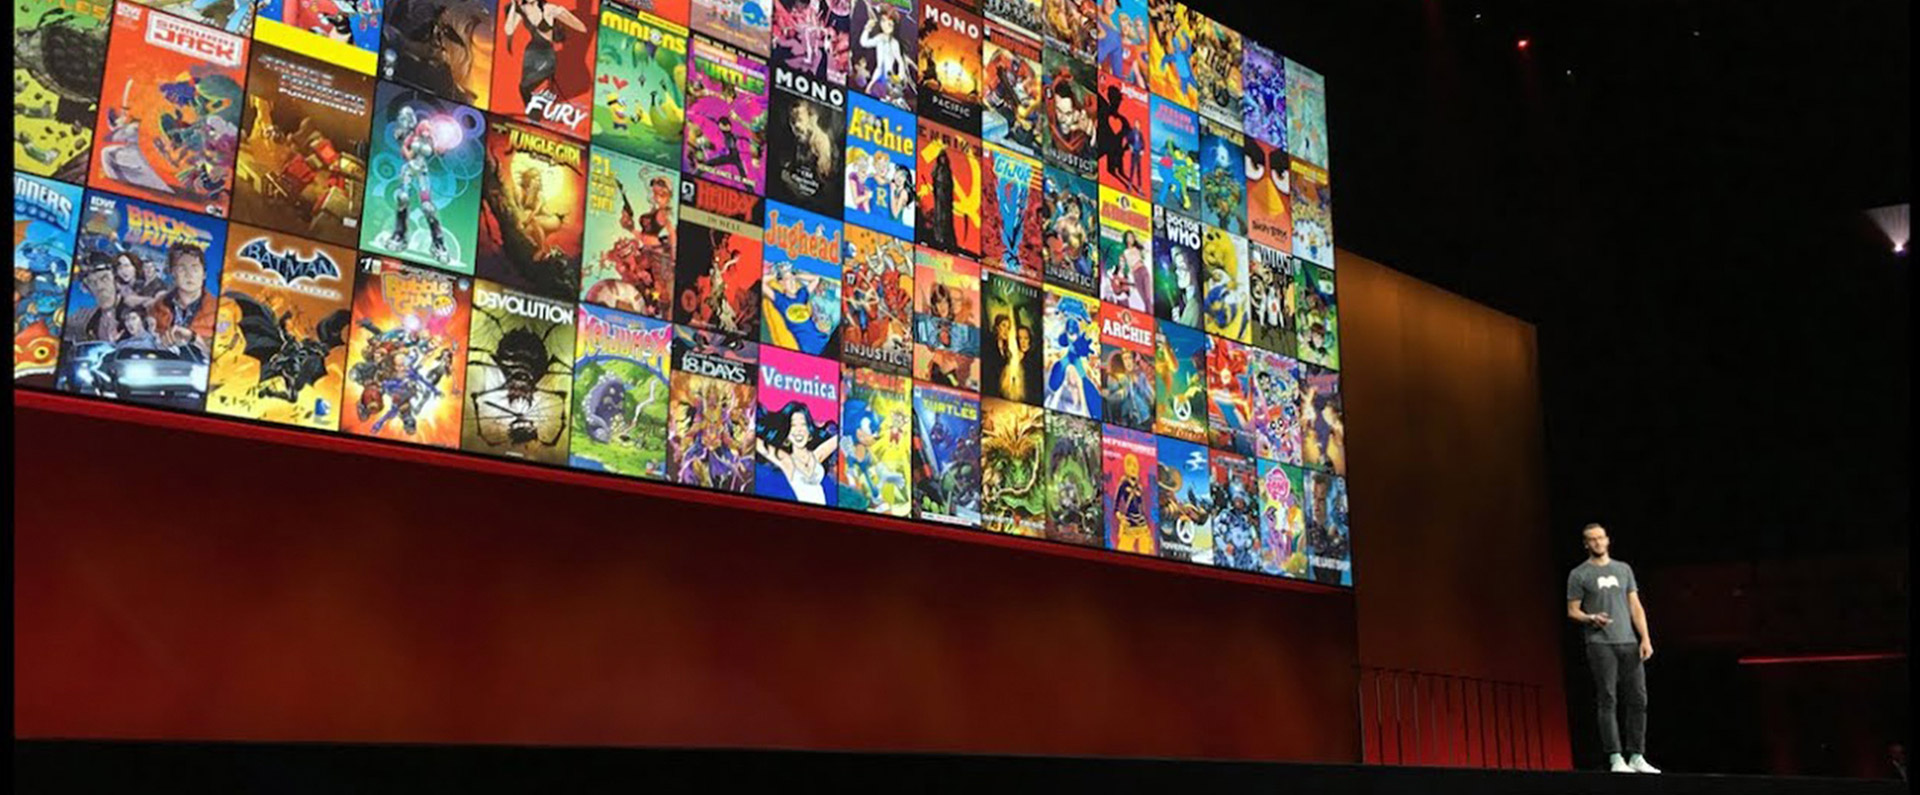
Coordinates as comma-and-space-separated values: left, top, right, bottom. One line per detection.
1567, 560, 1640, 645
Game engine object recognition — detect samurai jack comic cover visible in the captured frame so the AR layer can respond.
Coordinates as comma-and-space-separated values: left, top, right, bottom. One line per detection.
982, 0, 1038, 39
592, 6, 688, 170
1189, 11, 1240, 130
1101, 423, 1157, 555
1097, 185, 1151, 312
683, 35, 770, 194
1240, 38, 1284, 149
669, 324, 759, 493
916, 0, 983, 133
848, 0, 917, 111
1041, 283, 1101, 421
1290, 157, 1333, 269
1148, 94, 1199, 219
838, 224, 913, 373
1300, 363, 1343, 475
979, 396, 1046, 537
761, 200, 844, 357
838, 364, 912, 515
358, 82, 488, 274
89, 4, 249, 218
912, 381, 980, 527
1096, 73, 1150, 200
1200, 224, 1248, 343
14, 173, 84, 387
1154, 432, 1210, 564
1285, 55, 1328, 171
1198, 119, 1246, 235
754, 345, 842, 505
912, 245, 980, 391
1046, 409, 1104, 547
1151, 316, 1205, 443
1245, 137, 1291, 253
568, 302, 672, 479
1151, 203, 1200, 328
1249, 345, 1301, 465
673, 176, 764, 337
979, 270, 1041, 405
379, 0, 497, 108
1039, 166, 1098, 295
1146, 0, 1196, 109
206, 225, 356, 430
461, 279, 576, 462
1247, 241, 1296, 353
477, 118, 589, 300
1041, 46, 1097, 179
341, 254, 473, 448
914, 120, 983, 258
980, 142, 1043, 279
1095, 0, 1149, 91
843, 92, 917, 241
1097, 300, 1154, 432
231, 42, 376, 250
1258, 458, 1309, 578
15, 0, 111, 185
492, 0, 601, 141
768, 67, 848, 216
580, 146, 679, 318
690, 0, 771, 56
1304, 469, 1350, 585
771, 0, 850, 86
1294, 261, 1339, 370
1204, 332, 1253, 455
980, 19, 1042, 159
1208, 449, 1264, 572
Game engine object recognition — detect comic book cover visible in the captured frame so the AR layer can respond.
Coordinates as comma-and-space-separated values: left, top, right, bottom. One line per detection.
1095, 0, 1149, 90
230, 43, 376, 251
673, 176, 764, 337
1240, 39, 1284, 149
912, 245, 980, 390
135, 0, 255, 35
1300, 363, 1342, 475
568, 302, 672, 478
1245, 137, 1291, 253
1151, 317, 1205, 443
1148, 95, 1199, 218
1295, 261, 1339, 369
1208, 449, 1263, 571
1291, 158, 1333, 269
838, 224, 913, 373
981, 20, 1042, 159
1247, 241, 1293, 353
911, 381, 981, 526
1258, 458, 1308, 578
624, 0, 691, 25
838, 364, 911, 515
668, 324, 758, 491
1146, 0, 1195, 109
1201, 224, 1248, 343
1041, 48, 1096, 179
492, 0, 600, 140
1285, 56, 1327, 170
1097, 300, 1153, 431
1042, 284, 1100, 421
379, 0, 497, 108
761, 200, 844, 357
358, 83, 488, 274
57, 190, 227, 410
1205, 332, 1252, 454
14, 0, 111, 184
477, 118, 588, 300
1154, 432, 1210, 563
1305, 469, 1350, 585
980, 143, 1043, 279
690, 0, 770, 56
848, 0, 917, 111
1097, 186, 1150, 312
683, 35, 769, 195
461, 279, 575, 462
916, 0, 982, 133
979, 270, 1041, 405
89, 4, 248, 218
205, 225, 355, 430
843, 92, 916, 241
914, 120, 983, 257
1151, 203, 1200, 328
1198, 119, 1246, 235
1039, 166, 1097, 294
1042, 0, 1097, 61
768, 67, 848, 216
755, 345, 841, 504
591, 6, 688, 170
13, 173, 83, 387
341, 254, 472, 447
1046, 409, 1103, 546
580, 146, 679, 318
1100, 424, 1156, 554
256, 0, 386, 62
1250, 346, 1300, 464
979, 396, 1045, 536
771, 0, 850, 85
1189, 12, 1240, 130
1096, 75, 1150, 199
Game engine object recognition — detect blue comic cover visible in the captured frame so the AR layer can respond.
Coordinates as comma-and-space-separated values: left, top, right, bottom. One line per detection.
1305, 469, 1350, 586
760, 200, 845, 357
1149, 95, 1199, 219
911, 381, 981, 526
14, 172, 84, 387
1155, 432, 1211, 564
1240, 38, 1285, 149
843, 92, 917, 241
359, 82, 489, 274
1199, 119, 1246, 235
1042, 283, 1101, 421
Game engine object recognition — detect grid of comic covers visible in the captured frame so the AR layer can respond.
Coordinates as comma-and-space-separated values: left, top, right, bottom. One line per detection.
12, 0, 1347, 586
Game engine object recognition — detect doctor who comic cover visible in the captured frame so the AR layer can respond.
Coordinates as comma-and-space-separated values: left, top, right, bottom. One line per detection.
1151, 203, 1200, 328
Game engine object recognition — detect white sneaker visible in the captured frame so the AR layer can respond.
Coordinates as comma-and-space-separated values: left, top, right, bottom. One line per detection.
1628, 755, 1661, 774
1609, 755, 1635, 773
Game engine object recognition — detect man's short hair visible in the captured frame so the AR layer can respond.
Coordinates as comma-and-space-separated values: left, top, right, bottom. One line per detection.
1582, 522, 1605, 534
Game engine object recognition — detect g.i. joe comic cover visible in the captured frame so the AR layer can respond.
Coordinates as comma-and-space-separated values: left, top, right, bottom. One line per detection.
230, 42, 376, 250
1101, 423, 1157, 555
205, 224, 356, 430
838, 224, 913, 373
916, 0, 982, 133
13, 172, 83, 387
1096, 73, 1150, 199
461, 279, 576, 463
341, 254, 473, 448
1208, 449, 1264, 572
669, 323, 758, 492
1046, 409, 1104, 547
1189, 10, 1240, 130
1291, 158, 1333, 269
1285, 55, 1328, 170
673, 176, 764, 337
1259, 458, 1309, 578
843, 92, 916, 241
1245, 137, 1291, 253
89, 3, 249, 218
379, 0, 497, 108
760, 200, 844, 357
1249, 345, 1301, 464
1096, 0, 1149, 90
915, 120, 983, 258
1241, 38, 1285, 148
980, 142, 1043, 279
1247, 241, 1294, 353
1039, 166, 1098, 295
982, 0, 1038, 39
568, 302, 672, 479
912, 380, 980, 526
1205, 332, 1252, 455
838, 364, 911, 515
848, 0, 916, 111
979, 396, 1045, 537
1300, 363, 1343, 475
359, 82, 488, 274
1151, 203, 1200, 328
1155, 432, 1210, 564
592, 5, 688, 169
491, 0, 599, 140
754, 345, 841, 505
1305, 469, 1350, 585
683, 34, 770, 195
1151, 316, 1205, 443
1097, 185, 1151, 312
979, 269, 1041, 405
690, 0, 771, 56
1041, 283, 1101, 421
1200, 224, 1248, 343
1146, 0, 1196, 109
1097, 300, 1154, 431
477, 118, 589, 300
768, 67, 848, 216
1295, 260, 1339, 369
980, 19, 1042, 158
770, 0, 850, 86
912, 245, 980, 390
1148, 95, 1198, 218
14, 0, 111, 184
1041, 46, 1097, 179
1198, 119, 1246, 235
580, 146, 679, 318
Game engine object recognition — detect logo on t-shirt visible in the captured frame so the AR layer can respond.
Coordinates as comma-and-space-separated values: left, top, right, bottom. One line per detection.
1597, 575, 1621, 589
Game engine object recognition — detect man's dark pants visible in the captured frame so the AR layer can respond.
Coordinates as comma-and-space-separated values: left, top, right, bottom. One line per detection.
1586, 642, 1648, 756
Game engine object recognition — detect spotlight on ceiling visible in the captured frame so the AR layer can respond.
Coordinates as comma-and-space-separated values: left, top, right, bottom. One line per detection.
1866, 204, 1909, 256
1516, 38, 1531, 50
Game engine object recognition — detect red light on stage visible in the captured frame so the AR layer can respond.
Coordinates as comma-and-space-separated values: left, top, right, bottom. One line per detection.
1516, 38, 1531, 50
1737, 652, 1907, 666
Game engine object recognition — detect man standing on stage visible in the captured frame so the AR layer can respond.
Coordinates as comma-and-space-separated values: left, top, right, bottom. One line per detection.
1567, 522, 1661, 774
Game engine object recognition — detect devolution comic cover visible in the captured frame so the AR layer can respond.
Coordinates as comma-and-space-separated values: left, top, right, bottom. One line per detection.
1096, 73, 1150, 200
770, 0, 850, 86
1146, 0, 1196, 109
843, 92, 917, 241
1041, 46, 1097, 179
580, 145, 679, 318
838, 224, 913, 373
569, 302, 672, 478
1246, 137, 1291, 253
1198, 119, 1246, 235
683, 34, 770, 195
1205, 332, 1252, 455
669, 323, 758, 492
1039, 166, 1098, 296
1249, 345, 1302, 465
980, 18, 1042, 159
1300, 363, 1343, 475
1097, 300, 1153, 432
980, 142, 1043, 279
492, 0, 600, 140
231, 42, 376, 250
1241, 38, 1285, 149
848, 0, 917, 111
1151, 204, 1200, 328
592, 5, 688, 170
916, 0, 982, 133
1041, 283, 1101, 421
1200, 224, 1248, 343
979, 396, 1045, 537
915, 119, 983, 258
690, 0, 770, 56
461, 279, 575, 462
358, 82, 488, 274
13, 172, 83, 387
379, 0, 497, 108
1305, 468, 1350, 585
673, 176, 764, 337
1095, 0, 1149, 90
979, 269, 1040, 405
477, 117, 589, 300
205, 224, 356, 430
838, 364, 912, 515
755, 345, 841, 505
1100, 424, 1157, 555
1151, 316, 1206, 443
1148, 94, 1198, 219
1097, 185, 1151, 312
1247, 241, 1294, 353
768, 67, 848, 216
1208, 449, 1264, 572
1259, 458, 1309, 578
1291, 157, 1333, 269
1045, 409, 1104, 547
912, 245, 980, 390
15, 0, 111, 185
761, 200, 844, 357
911, 381, 980, 526
1285, 56, 1328, 170
1189, 10, 1241, 131
341, 254, 473, 447
1155, 432, 1210, 564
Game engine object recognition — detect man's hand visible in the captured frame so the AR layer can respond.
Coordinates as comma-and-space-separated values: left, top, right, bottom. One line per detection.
1639, 639, 1654, 661
1588, 612, 1612, 628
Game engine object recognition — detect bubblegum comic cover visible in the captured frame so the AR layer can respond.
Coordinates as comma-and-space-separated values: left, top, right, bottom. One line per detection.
15, 0, 111, 184
341, 254, 472, 447
913, 245, 980, 390
1189, 11, 1240, 130
1248, 241, 1295, 353
980, 270, 1041, 405
755, 345, 841, 504
1205, 333, 1252, 454
1300, 364, 1343, 475
358, 83, 488, 274
461, 279, 575, 462
761, 200, 844, 357
206, 225, 355, 430
1240, 39, 1284, 149
1245, 137, 1291, 253
13, 173, 84, 386
1096, 75, 1150, 199
916, 0, 982, 133
1041, 47, 1097, 178
1097, 301, 1153, 431
983, 0, 1039, 38
1199, 119, 1246, 234
57, 190, 227, 411
768, 67, 848, 216
1305, 469, 1350, 585
979, 396, 1045, 536
1296, 261, 1339, 369
477, 118, 589, 300
1285, 56, 1328, 170
257, 0, 385, 56
492, 0, 599, 140
980, 143, 1043, 279
981, 20, 1042, 158
138, 0, 255, 35
592, 6, 688, 170
231, 43, 376, 250
89, 4, 248, 218
1151, 204, 1200, 328
1149, 95, 1199, 218
914, 120, 983, 257
683, 35, 770, 194
1146, 0, 1196, 109
1101, 424, 1156, 554
770, 0, 850, 85
673, 176, 764, 336
690, 0, 770, 56
1046, 409, 1104, 546
1042, 283, 1101, 421
1042, 0, 1097, 61
1155, 432, 1210, 563
1151, 317, 1206, 443
1249, 346, 1300, 465
1097, 185, 1151, 312
669, 324, 758, 491
1208, 449, 1263, 572
379, 0, 497, 108
1095, 0, 1149, 90
838, 224, 913, 373
580, 146, 679, 318
1201, 224, 1248, 343
912, 381, 981, 526
838, 364, 912, 515
848, 0, 917, 111
1040, 166, 1097, 295
568, 303, 672, 479
844, 92, 917, 241
1258, 459, 1309, 578
1291, 158, 1333, 269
